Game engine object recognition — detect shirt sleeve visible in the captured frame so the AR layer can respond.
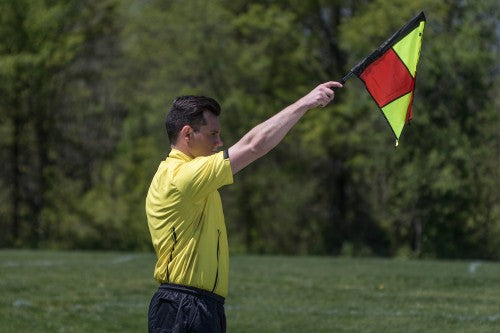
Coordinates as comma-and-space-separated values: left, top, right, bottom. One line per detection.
174, 150, 233, 201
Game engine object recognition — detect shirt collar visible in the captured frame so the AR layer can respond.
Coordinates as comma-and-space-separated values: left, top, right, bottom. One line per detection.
168, 148, 193, 162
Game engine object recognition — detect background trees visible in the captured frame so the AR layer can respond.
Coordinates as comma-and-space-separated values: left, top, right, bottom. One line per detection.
1, 0, 498, 259
0, 0, 123, 248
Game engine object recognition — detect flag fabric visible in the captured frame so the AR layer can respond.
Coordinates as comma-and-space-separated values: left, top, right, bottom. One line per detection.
342, 12, 426, 145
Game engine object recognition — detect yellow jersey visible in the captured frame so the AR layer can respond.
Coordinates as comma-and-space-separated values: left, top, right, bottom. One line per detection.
145, 149, 233, 297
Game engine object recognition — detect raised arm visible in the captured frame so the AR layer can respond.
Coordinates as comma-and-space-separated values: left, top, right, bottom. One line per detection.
228, 81, 342, 174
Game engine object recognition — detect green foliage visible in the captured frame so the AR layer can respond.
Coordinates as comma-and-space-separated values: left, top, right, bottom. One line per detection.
0, 0, 123, 248
0, 0, 498, 259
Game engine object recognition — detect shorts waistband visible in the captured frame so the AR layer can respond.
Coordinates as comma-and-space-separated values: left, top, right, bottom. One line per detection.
159, 283, 225, 305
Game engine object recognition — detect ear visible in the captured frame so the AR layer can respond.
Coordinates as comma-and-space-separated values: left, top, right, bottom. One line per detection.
179, 125, 193, 143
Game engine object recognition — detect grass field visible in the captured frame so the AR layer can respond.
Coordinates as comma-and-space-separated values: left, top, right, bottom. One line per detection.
0, 250, 499, 332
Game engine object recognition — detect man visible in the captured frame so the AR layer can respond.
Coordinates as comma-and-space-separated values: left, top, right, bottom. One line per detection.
146, 81, 342, 332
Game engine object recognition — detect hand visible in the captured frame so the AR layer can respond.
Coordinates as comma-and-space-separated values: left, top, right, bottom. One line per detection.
299, 81, 343, 109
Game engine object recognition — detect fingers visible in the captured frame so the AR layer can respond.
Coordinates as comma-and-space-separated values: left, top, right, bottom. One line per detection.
301, 81, 343, 109
323, 81, 343, 89
318, 90, 332, 107
318, 81, 342, 107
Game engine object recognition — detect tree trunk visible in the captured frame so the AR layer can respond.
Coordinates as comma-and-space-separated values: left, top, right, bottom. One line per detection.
412, 217, 423, 257
31, 95, 50, 248
11, 114, 22, 245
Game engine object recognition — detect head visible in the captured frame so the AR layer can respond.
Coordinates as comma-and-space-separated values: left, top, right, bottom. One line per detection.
165, 96, 223, 158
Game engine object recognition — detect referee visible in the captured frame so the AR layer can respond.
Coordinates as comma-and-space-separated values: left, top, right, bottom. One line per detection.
146, 81, 342, 332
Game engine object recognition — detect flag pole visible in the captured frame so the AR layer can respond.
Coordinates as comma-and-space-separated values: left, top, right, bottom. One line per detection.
339, 71, 354, 85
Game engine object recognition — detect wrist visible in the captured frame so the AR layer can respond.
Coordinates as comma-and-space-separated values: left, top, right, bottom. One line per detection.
293, 97, 313, 113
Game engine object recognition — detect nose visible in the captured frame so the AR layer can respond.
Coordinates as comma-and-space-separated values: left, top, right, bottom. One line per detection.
216, 136, 223, 148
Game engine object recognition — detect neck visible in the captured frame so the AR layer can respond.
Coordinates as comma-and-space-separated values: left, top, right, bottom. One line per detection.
171, 144, 193, 159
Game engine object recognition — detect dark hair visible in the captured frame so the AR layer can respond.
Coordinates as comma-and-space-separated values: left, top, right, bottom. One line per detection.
165, 96, 221, 144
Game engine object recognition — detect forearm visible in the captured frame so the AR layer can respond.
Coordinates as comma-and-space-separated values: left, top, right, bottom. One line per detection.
228, 81, 342, 174
236, 100, 308, 158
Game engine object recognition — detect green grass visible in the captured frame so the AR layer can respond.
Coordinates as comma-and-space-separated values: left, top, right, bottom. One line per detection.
1, 251, 499, 332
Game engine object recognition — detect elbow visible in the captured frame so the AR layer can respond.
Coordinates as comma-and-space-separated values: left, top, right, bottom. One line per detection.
229, 131, 272, 173
248, 136, 269, 158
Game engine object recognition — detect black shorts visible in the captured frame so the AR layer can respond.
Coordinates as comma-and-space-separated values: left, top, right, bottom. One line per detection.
148, 283, 226, 333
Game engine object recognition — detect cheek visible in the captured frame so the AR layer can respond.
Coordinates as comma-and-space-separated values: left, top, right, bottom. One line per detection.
204, 135, 216, 147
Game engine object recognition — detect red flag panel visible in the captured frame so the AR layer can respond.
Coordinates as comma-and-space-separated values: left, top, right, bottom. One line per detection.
406, 87, 415, 123
359, 48, 414, 108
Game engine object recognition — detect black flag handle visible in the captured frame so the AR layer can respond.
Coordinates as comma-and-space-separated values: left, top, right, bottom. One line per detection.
339, 71, 354, 85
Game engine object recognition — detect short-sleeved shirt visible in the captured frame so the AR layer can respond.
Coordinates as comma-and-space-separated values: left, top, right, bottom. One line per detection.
145, 149, 233, 297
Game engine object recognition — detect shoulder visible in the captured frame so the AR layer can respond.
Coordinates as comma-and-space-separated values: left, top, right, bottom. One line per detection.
175, 151, 233, 195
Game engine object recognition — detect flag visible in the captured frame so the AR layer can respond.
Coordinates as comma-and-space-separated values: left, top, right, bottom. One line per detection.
342, 12, 426, 145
